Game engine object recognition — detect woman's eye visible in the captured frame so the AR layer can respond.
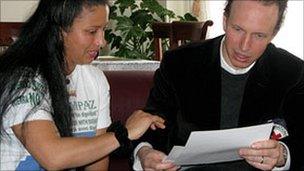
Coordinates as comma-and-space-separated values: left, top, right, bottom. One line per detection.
102, 26, 109, 31
91, 30, 97, 34
87, 30, 97, 34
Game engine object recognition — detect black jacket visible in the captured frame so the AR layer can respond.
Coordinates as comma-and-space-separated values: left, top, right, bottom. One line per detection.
142, 35, 304, 170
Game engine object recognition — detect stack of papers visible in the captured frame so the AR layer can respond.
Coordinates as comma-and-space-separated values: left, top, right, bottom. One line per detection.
165, 123, 274, 165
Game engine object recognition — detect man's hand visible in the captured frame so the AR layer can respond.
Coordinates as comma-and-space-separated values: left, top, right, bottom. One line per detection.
239, 139, 286, 170
138, 146, 179, 171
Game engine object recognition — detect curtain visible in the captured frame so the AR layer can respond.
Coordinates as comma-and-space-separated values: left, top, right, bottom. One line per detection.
192, 0, 207, 21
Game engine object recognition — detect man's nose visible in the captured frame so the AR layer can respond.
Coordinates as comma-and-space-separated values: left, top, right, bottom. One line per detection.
240, 34, 251, 52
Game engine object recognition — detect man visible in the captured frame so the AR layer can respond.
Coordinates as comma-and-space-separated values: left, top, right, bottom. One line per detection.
133, 0, 304, 170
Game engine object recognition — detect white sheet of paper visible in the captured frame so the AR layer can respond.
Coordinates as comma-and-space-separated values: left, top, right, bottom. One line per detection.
166, 123, 274, 165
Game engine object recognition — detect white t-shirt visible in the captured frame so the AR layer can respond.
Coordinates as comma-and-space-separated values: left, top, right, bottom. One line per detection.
0, 65, 111, 170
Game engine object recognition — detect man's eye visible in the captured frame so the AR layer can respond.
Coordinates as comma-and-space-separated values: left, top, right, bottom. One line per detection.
234, 27, 241, 31
255, 34, 266, 39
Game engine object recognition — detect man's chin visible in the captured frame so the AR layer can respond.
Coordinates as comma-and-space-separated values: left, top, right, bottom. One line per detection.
231, 61, 252, 69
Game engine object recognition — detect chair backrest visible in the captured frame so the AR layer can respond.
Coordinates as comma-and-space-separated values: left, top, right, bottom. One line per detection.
0, 22, 23, 53
151, 20, 213, 61
151, 22, 172, 61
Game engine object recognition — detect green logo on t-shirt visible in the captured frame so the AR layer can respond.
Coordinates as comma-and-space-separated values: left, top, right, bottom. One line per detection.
13, 79, 46, 107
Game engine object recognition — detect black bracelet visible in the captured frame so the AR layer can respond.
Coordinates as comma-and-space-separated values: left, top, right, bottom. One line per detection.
107, 121, 131, 150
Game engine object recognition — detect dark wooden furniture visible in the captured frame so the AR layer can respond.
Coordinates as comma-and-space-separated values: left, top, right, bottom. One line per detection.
0, 22, 23, 53
151, 22, 172, 61
152, 20, 213, 61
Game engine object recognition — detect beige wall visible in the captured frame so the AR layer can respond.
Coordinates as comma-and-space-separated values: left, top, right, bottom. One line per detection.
161, 0, 208, 22
0, 0, 38, 22
0, 0, 195, 22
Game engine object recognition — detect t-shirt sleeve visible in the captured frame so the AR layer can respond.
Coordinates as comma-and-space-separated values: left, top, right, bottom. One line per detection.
96, 70, 111, 129
3, 76, 53, 130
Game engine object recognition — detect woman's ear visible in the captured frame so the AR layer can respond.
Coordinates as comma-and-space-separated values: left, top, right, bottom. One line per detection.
62, 29, 68, 37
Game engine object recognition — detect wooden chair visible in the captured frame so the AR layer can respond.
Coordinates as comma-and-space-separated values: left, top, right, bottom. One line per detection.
151, 22, 172, 61
151, 20, 213, 61
0, 22, 23, 53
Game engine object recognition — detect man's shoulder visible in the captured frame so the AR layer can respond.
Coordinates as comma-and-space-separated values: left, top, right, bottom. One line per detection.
157, 36, 222, 80
162, 35, 222, 65
260, 44, 304, 83
167, 36, 220, 55
265, 44, 303, 69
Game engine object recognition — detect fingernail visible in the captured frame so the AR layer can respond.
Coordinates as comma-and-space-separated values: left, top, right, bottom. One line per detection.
251, 144, 258, 148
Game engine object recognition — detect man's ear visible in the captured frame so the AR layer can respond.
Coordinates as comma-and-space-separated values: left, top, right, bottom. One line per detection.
223, 15, 227, 31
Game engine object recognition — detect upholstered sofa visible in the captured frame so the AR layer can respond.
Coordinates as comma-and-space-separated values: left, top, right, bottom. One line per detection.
103, 70, 155, 171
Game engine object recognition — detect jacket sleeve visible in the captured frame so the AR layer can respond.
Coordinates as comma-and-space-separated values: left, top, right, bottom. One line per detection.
283, 63, 304, 170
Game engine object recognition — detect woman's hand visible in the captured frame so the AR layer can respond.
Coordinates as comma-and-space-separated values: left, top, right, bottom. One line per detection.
125, 110, 165, 140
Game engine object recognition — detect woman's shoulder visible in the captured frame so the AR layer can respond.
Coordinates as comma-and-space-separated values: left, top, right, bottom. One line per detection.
3, 67, 47, 95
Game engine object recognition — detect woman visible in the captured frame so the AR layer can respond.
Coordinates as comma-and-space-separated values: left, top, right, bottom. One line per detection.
0, 0, 165, 170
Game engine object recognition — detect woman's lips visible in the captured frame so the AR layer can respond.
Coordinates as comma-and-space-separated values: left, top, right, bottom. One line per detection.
88, 51, 98, 60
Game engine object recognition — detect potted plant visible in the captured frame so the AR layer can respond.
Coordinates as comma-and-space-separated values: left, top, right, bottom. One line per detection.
104, 0, 197, 60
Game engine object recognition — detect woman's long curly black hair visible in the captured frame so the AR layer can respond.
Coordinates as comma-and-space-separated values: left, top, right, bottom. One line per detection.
0, 0, 108, 138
